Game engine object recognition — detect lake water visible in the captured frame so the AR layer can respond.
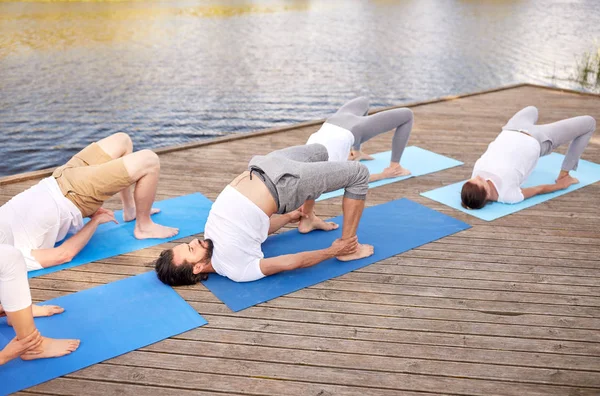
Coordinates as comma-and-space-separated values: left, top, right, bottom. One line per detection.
1, 0, 599, 176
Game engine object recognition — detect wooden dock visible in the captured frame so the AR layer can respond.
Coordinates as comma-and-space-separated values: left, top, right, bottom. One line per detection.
1, 83, 599, 396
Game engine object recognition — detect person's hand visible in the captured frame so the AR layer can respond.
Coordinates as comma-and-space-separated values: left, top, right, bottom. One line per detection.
0, 330, 42, 365
287, 210, 308, 224
329, 236, 359, 256
91, 208, 118, 225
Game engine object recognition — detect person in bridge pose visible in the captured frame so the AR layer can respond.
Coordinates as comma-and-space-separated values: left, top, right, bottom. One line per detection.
306, 96, 414, 182
154, 142, 375, 285
0, 132, 178, 273
461, 106, 596, 209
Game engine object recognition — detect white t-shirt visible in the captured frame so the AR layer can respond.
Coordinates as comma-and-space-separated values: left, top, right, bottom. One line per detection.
203, 185, 269, 282
472, 130, 541, 204
306, 122, 355, 162
0, 177, 84, 270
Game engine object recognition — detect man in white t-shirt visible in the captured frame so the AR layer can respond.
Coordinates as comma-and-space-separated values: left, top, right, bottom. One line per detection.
155, 143, 374, 285
461, 106, 596, 209
0, 133, 178, 272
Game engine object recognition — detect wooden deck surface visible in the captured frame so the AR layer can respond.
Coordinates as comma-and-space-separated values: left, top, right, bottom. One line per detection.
1, 84, 600, 396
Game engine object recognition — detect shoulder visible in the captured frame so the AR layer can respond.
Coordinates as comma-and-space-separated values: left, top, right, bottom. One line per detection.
498, 184, 524, 204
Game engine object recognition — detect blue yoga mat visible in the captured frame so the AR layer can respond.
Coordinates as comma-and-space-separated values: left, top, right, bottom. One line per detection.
316, 146, 463, 201
421, 153, 600, 221
0, 271, 206, 395
202, 198, 470, 312
29, 193, 213, 278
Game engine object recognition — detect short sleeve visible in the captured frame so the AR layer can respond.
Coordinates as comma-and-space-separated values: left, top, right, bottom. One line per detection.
19, 248, 43, 271
228, 258, 266, 283
497, 185, 525, 204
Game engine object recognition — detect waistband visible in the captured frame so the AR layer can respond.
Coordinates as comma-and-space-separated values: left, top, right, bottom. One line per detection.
249, 166, 280, 211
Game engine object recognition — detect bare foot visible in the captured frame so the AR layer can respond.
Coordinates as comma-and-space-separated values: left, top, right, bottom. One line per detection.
298, 214, 339, 234
6, 305, 65, 326
383, 163, 411, 178
123, 207, 161, 222
556, 174, 579, 189
21, 337, 80, 360
134, 222, 179, 239
32, 304, 65, 318
349, 150, 375, 161
337, 243, 374, 261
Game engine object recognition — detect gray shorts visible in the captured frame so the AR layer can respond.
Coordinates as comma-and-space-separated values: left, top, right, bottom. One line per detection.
248, 144, 370, 214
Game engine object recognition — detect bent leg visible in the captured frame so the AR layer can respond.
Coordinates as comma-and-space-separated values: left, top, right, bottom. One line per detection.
353, 108, 414, 163
122, 150, 179, 239
331, 97, 370, 118
532, 116, 596, 171
0, 245, 79, 362
97, 133, 141, 217
327, 97, 370, 134
503, 106, 539, 130
266, 143, 329, 163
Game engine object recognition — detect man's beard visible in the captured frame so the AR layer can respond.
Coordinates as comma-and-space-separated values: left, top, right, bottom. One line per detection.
203, 238, 214, 262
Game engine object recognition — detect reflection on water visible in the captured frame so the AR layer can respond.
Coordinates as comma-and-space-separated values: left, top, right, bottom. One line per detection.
1, 0, 599, 176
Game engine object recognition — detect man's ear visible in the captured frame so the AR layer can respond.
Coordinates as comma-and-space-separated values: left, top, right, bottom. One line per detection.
192, 261, 209, 275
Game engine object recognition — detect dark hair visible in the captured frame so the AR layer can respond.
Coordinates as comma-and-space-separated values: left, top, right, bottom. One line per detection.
154, 240, 214, 286
461, 181, 487, 210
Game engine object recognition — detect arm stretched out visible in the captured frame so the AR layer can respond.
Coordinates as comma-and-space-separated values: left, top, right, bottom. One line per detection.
259, 236, 358, 276
521, 176, 579, 200
31, 209, 118, 268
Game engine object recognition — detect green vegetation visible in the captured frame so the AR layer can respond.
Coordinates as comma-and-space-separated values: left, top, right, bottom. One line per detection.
572, 45, 600, 91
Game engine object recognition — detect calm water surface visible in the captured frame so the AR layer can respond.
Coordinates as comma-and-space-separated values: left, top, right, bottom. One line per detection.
1, 0, 600, 176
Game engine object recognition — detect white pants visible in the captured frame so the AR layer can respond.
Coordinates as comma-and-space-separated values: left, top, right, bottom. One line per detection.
0, 222, 32, 312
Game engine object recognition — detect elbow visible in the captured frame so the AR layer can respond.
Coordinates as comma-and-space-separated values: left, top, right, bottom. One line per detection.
59, 249, 76, 264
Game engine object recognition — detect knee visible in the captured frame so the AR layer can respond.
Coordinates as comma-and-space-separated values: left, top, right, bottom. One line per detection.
353, 162, 370, 186
401, 108, 414, 122
583, 116, 596, 132
114, 132, 133, 153
526, 106, 539, 116
0, 245, 26, 278
139, 149, 160, 171
344, 162, 370, 199
308, 143, 329, 162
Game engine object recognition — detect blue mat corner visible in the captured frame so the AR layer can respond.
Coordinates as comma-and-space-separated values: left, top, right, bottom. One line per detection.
0, 271, 207, 395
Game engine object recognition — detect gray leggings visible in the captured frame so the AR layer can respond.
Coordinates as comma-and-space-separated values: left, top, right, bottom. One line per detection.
326, 97, 414, 163
248, 144, 370, 214
503, 106, 596, 171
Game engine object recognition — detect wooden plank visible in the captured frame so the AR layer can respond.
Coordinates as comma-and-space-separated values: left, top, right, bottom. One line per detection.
2, 84, 600, 395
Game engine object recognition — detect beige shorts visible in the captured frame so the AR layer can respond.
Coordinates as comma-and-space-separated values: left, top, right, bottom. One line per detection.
53, 142, 133, 217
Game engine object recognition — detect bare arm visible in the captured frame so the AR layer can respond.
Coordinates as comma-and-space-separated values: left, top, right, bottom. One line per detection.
268, 210, 306, 234
268, 213, 293, 234
259, 236, 358, 276
521, 177, 575, 199
31, 210, 117, 268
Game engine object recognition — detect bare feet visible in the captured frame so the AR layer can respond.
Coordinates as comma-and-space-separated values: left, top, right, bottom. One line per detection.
21, 337, 80, 360
32, 304, 65, 318
123, 207, 161, 222
556, 174, 579, 189
298, 214, 339, 234
349, 150, 375, 161
7, 305, 65, 326
382, 163, 411, 178
134, 222, 179, 239
337, 243, 374, 262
